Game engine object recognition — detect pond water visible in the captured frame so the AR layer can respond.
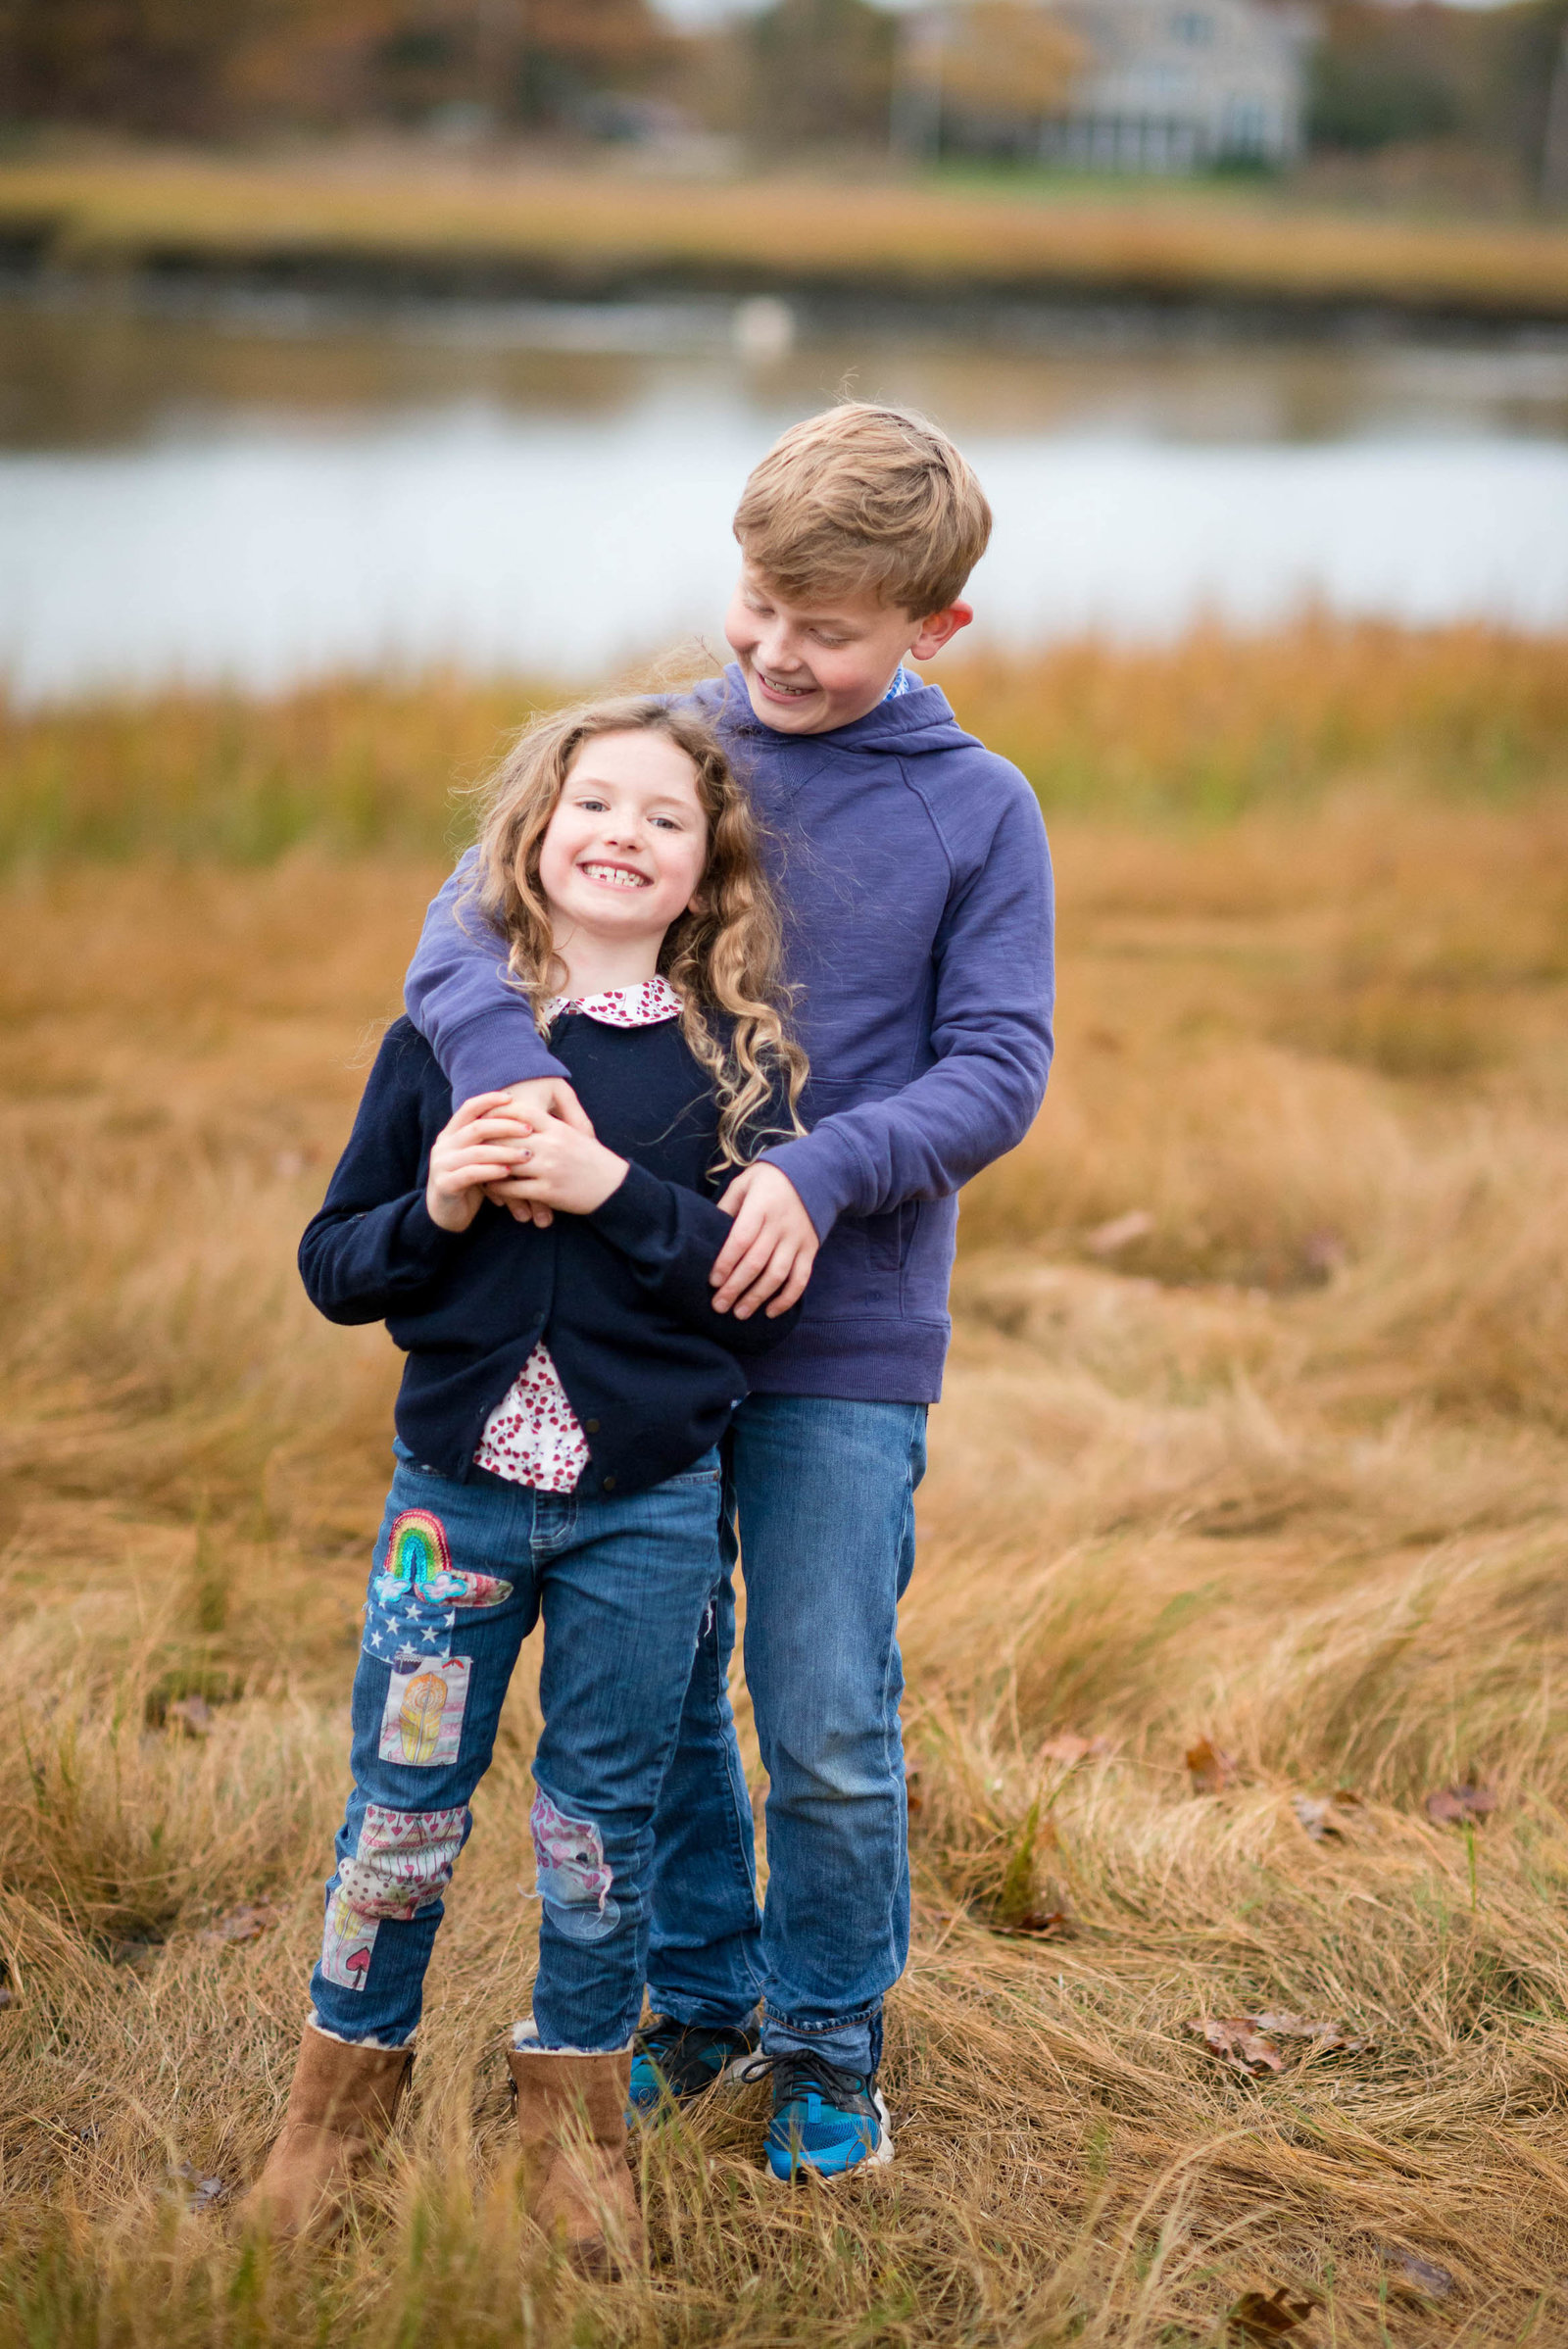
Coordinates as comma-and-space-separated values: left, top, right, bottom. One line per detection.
3, 287, 1568, 701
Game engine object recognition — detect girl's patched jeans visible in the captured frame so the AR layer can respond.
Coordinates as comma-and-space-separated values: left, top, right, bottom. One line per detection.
309, 1441, 733, 2053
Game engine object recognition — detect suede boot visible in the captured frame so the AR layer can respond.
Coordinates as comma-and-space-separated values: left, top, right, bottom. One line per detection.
508, 2045, 643, 2276
243, 2022, 414, 2239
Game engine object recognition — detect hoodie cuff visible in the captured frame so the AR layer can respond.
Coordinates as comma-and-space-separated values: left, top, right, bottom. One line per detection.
758, 1130, 866, 1241
443, 1005, 569, 1102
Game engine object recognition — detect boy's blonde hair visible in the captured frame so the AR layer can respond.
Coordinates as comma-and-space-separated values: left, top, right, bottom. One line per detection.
467, 696, 807, 1170
733, 402, 992, 618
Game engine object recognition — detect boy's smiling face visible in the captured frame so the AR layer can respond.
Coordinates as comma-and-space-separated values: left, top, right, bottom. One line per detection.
724, 565, 972, 735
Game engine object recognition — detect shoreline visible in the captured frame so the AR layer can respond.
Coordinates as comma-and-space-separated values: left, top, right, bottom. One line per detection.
4, 151, 1568, 331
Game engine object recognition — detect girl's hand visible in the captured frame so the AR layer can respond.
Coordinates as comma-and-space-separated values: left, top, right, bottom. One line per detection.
484, 1076, 596, 1230
426, 1093, 534, 1233
499, 1111, 629, 1217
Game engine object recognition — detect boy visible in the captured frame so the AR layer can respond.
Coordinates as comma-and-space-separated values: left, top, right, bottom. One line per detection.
404, 403, 1054, 2180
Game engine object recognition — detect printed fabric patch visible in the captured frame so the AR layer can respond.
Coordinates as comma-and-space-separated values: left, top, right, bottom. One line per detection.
320, 1884, 379, 1991
337, 1802, 469, 1921
530, 1786, 620, 1943
372, 1507, 513, 1611
378, 1653, 471, 1768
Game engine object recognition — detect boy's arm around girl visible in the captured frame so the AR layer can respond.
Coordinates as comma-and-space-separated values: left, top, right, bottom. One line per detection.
299, 1018, 798, 1359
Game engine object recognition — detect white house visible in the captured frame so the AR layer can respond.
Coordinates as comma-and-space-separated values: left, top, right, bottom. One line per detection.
896, 0, 1316, 174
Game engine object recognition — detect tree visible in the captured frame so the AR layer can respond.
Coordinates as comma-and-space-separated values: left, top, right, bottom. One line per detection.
906, 1, 1085, 122
0, 0, 289, 133
744, 0, 897, 148
0, 0, 677, 134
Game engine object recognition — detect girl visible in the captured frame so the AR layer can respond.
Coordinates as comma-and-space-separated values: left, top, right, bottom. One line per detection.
245, 698, 806, 2269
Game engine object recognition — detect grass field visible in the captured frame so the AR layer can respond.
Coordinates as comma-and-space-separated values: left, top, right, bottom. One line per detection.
1, 625, 1567, 2344
5, 148, 1568, 318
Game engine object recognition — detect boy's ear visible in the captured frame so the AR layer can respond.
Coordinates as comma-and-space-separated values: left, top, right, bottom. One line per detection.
909, 603, 973, 662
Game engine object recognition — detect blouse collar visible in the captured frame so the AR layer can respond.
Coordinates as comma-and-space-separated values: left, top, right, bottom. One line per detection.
544, 974, 683, 1029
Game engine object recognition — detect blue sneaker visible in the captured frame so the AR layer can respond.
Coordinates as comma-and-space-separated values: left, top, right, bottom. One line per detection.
745, 2049, 894, 2181
626, 2017, 760, 2127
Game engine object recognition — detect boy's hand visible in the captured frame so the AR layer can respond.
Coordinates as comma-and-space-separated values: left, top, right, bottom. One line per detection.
485, 1077, 596, 1229
494, 1111, 628, 1218
710, 1164, 817, 1320
427, 1093, 535, 1233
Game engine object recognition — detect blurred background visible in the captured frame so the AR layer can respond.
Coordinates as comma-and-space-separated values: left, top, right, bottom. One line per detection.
1, 0, 1567, 692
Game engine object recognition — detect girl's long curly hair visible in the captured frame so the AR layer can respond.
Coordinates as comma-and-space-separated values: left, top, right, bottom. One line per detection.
466, 696, 808, 1170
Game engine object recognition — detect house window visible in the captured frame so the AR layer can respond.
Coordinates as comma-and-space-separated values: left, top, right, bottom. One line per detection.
1222, 96, 1269, 152
1172, 11, 1214, 42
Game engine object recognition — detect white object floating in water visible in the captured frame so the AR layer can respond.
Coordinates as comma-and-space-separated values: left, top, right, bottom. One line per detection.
732, 297, 796, 361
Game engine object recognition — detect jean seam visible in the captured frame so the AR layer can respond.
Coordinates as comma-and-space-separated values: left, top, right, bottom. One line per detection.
708, 1613, 765, 1924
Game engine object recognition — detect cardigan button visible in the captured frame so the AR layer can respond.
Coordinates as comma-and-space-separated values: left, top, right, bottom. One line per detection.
584, 1417, 601, 1434
601, 1474, 616, 1491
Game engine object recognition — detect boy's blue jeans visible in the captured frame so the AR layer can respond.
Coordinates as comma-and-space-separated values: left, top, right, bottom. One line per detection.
646, 1394, 928, 2078
311, 1444, 728, 2051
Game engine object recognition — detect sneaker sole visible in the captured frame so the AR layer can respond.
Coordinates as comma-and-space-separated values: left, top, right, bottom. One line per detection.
763, 2089, 894, 2184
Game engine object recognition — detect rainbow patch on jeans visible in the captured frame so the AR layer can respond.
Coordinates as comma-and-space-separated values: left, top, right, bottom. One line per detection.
372, 1508, 512, 1611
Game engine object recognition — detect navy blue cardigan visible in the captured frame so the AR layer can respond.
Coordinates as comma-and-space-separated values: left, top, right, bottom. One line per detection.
299, 1012, 802, 1497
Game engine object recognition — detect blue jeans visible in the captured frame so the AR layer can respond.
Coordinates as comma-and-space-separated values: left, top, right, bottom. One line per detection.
310, 1444, 727, 2051
645, 1395, 928, 2077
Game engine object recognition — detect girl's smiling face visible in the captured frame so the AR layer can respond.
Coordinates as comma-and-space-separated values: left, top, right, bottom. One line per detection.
536, 728, 709, 955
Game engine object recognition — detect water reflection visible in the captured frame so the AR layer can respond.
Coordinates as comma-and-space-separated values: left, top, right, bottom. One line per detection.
2, 289, 1566, 700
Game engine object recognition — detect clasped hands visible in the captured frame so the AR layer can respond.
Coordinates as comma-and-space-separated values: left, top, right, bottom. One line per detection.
424, 1076, 816, 1320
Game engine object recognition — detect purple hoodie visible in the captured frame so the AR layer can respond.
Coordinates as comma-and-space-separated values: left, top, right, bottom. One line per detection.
404, 665, 1054, 1404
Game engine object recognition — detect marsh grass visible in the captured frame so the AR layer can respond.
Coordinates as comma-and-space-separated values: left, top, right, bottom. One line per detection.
1, 634, 1567, 2342
6, 149, 1568, 317
3, 623, 1566, 867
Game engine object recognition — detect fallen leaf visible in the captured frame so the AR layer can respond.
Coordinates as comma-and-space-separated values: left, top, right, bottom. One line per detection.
1250, 2011, 1371, 2056
1388, 2250, 1454, 2302
1186, 1737, 1239, 1794
1085, 1207, 1154, 1255
1187, 2016, 1284, 2075
1005, 1907, 1072, 1939
1424, 1784, 1497, 1827
1292, 1789, 1364, 1841
171, 2160, 229, 2212
1040, 1732, 1113, 1766
166, 1694, 214, 1737
199, 1901, 282, 1947
904, 1767, 923, 1817
1228, 2285, 1315, 2342
1301, 1228, 1347, 1279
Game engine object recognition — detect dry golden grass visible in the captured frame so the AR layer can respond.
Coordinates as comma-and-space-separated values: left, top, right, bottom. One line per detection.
5, 621, 1566, 864
6, 148, 1568, 317
1, 633, 1567, 2343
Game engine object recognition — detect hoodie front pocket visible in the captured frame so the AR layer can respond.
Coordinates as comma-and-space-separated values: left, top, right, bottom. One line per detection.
864, 1200, 918, 1274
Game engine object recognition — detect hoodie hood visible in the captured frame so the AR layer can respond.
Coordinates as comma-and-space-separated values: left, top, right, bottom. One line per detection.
692, 662, 981, 763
